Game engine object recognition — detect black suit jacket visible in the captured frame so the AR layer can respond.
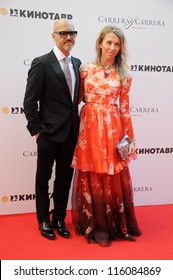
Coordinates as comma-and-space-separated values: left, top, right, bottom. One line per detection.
23, 50, 81, 143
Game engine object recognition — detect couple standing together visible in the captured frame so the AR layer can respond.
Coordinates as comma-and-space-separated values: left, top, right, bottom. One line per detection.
23, 18, 141, 247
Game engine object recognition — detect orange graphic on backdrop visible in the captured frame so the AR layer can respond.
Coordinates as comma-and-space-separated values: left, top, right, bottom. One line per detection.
2, 107, 9, 114
0, 7, 8, 16
1, 196, 9, 202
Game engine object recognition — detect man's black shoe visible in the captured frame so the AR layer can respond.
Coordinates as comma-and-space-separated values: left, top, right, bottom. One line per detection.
39, 220, 56, 240
52, 219, 70, 238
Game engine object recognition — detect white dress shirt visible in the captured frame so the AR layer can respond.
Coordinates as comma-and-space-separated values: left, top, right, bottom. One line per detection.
53, 46, 75, 101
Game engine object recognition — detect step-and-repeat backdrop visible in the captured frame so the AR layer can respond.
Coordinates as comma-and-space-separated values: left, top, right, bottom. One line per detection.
0, 0, 173, 215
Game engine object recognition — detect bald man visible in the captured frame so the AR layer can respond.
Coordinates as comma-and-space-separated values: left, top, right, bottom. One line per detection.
23, 19, 81, 240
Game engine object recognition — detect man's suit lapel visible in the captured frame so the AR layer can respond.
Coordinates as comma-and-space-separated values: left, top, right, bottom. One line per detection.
49, 51, 80, 104
49, 51, 71, 98
71, 57, 80, 104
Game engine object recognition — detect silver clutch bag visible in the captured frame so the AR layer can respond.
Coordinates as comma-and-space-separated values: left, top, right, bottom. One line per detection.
116, 135, 130, 161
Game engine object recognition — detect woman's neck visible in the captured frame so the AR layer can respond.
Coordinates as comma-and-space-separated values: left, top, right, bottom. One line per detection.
99, 59, 115, 69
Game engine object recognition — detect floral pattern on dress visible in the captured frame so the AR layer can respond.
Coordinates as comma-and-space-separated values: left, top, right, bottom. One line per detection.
72, 62, 136, 175
71, 63, 141, 246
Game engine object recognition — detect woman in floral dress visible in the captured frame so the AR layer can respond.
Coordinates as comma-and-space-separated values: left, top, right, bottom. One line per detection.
71, 25, 142, 247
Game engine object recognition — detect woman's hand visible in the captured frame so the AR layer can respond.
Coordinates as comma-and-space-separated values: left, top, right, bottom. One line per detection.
129, 139, 136, 154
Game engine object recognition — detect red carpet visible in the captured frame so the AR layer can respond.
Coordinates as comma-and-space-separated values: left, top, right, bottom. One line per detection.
0, 204, 173, 260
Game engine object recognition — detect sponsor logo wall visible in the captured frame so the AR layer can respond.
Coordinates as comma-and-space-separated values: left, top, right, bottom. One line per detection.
0, 0, 173, 214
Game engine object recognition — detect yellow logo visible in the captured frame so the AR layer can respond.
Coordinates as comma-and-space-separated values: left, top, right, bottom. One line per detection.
0, 7, 8, 16
2, 107, 10, 114
1, 196, 9, 202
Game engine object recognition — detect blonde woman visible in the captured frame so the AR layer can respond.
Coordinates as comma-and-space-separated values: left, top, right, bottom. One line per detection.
71, 25, 142, 247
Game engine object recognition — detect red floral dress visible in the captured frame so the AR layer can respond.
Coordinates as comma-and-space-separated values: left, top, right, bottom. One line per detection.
71, 62, 141, 246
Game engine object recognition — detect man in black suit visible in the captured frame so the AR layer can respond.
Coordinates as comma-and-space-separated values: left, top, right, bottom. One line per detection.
23, 19, 81, 240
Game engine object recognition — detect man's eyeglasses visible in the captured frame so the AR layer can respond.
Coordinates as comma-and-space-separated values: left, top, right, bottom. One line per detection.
54, 31, 77, 39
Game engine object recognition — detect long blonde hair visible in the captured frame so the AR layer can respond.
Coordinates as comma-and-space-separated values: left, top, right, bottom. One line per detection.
95, 25, 129, 82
